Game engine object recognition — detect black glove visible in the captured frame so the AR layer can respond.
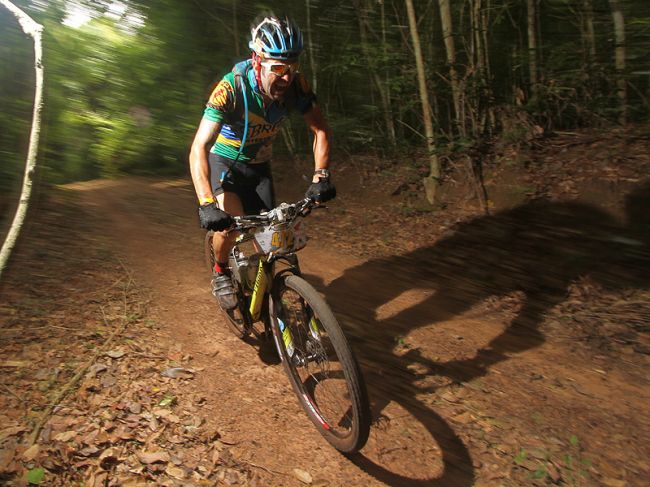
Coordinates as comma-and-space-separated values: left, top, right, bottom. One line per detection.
198, 203, 234, 231
306, 177, 336, 203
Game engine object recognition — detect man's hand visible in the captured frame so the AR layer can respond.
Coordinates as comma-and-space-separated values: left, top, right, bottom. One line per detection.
306, 177, 336, 203
198, 203, 234, 231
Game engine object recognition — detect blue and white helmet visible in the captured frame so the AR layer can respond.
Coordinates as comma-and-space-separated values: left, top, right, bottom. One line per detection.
249, 16, 303, 61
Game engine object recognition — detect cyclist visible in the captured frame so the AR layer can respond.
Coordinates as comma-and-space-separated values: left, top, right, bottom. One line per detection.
189, 15, 336, 310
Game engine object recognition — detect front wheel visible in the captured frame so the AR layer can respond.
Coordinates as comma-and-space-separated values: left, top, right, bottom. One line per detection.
269, 275, 370, 453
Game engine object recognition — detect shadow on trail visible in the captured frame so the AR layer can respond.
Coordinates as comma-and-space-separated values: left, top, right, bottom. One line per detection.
310, 182, 650, 486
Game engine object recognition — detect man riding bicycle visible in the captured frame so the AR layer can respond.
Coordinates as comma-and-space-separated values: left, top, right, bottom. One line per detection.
189, 15, 336, 310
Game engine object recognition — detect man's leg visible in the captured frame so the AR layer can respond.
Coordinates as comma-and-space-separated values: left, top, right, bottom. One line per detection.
210, 191, 244, 310
213, 191, 244, 262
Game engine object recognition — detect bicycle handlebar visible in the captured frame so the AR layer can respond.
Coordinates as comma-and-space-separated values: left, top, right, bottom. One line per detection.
229, 197, 320, 232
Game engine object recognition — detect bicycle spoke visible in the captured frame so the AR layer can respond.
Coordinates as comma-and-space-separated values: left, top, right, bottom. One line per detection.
279, 288, 355, 436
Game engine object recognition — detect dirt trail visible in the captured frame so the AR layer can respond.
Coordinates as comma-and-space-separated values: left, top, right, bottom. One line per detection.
57, 175, 649, 486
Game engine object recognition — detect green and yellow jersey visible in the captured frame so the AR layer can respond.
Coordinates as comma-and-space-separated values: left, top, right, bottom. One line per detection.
203, 60, 316, 163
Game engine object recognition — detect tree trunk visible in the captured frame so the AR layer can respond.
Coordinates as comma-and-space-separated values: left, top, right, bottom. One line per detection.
609, 0, 627, 125
439, 0, 464, 136
404, 0, 439, 204
232, 0, 240, 57
352, 0, 396, 147
583, 0, 596, 64
379, 0, 397, 147
527, 0, 539, 98
0, 0, 44, 280
305, 0, 318, 93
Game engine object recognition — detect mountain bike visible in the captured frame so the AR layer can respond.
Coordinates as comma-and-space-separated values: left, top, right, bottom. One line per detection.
204, 198, 371, 453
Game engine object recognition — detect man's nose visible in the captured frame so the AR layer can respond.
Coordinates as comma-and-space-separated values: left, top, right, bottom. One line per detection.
281, 72, 292, 82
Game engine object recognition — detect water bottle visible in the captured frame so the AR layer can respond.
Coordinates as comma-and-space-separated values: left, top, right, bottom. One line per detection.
244, 254, 260, 289
229, 250, 248, 285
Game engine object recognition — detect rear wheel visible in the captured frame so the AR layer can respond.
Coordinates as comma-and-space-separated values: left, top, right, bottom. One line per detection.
270, 275, 370, 453
204, 231, 251, 339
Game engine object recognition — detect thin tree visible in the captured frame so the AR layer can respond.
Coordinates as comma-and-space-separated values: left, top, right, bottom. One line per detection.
405, 0, 440, 204
527, 0, 539, 99
0, 0, 44, 280
352, 0, 396, 147
583, 0, 596, 63
305, 0, 318, 93
609, 0, 627, 124
232, 0, 240, 58
439, 0, 464, 136
378, 0, 397, 146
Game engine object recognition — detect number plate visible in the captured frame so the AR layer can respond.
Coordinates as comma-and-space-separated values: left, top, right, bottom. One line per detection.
271, 228, 295, 251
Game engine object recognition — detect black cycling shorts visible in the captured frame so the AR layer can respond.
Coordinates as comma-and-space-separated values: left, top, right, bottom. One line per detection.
209, 153, 275, 215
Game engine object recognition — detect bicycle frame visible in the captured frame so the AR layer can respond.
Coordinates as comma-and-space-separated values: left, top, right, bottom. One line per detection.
248, 257, 270, 321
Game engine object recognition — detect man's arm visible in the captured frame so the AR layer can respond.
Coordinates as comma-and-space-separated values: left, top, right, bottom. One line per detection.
303, 104, 331, 181
189, 118, 222, 202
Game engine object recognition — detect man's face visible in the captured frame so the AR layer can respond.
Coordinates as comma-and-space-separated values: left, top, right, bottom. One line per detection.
259, 58, 299, 100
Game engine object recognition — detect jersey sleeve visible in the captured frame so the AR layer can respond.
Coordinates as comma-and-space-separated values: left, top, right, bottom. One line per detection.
203, 74, 236, 123
293, 73, 317, 115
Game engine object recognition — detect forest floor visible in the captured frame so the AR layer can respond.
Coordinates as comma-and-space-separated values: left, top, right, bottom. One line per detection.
1, 124, 649, 486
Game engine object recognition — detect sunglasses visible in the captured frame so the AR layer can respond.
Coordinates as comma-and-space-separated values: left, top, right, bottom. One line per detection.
261, 60, 300, 77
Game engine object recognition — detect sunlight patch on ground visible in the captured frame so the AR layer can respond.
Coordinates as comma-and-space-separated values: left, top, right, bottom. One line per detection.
404, 318, 508, 363
150, 179, 193, 189
375, 288, 437, 321
59, 179, 124, 191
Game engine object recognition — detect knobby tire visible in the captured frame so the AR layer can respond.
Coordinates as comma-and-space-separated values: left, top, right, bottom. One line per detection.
270, 274, 370, 453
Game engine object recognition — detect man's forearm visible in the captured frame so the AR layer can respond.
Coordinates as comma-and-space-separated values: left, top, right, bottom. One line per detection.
190, 150, 214, 203
189, 119, 222, 203
312, 128, 330, 171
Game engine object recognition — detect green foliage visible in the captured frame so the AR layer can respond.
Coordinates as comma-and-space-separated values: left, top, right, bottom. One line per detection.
514, 448, 527, 464
1, 0, 649, 187
27, 467, 45, 484
0, 11, 33, 200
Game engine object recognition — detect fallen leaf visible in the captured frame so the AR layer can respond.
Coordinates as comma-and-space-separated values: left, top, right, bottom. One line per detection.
100, 375, 117, 388
0, 443, 16, 470
293, 468, 313, 484
440, 391, 461, 403
0, 360, 29, 368
54, 431, 77, 442
137, 451, 170, 464
128, 402, 142, 414
452, 412, 474, 424
211, 449, 220, 465
152, 408, 171, 418
165, 465, 186, 479
22, 444, 40, 461
601, 479, 627, 487
105, 350, 126, 359
87, 364, 108, 377
158, 396, 175, 407
0, 426, 26, 442
161, 367, 194, 379
77, 446, 100, 457
99, 453, 119, 470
